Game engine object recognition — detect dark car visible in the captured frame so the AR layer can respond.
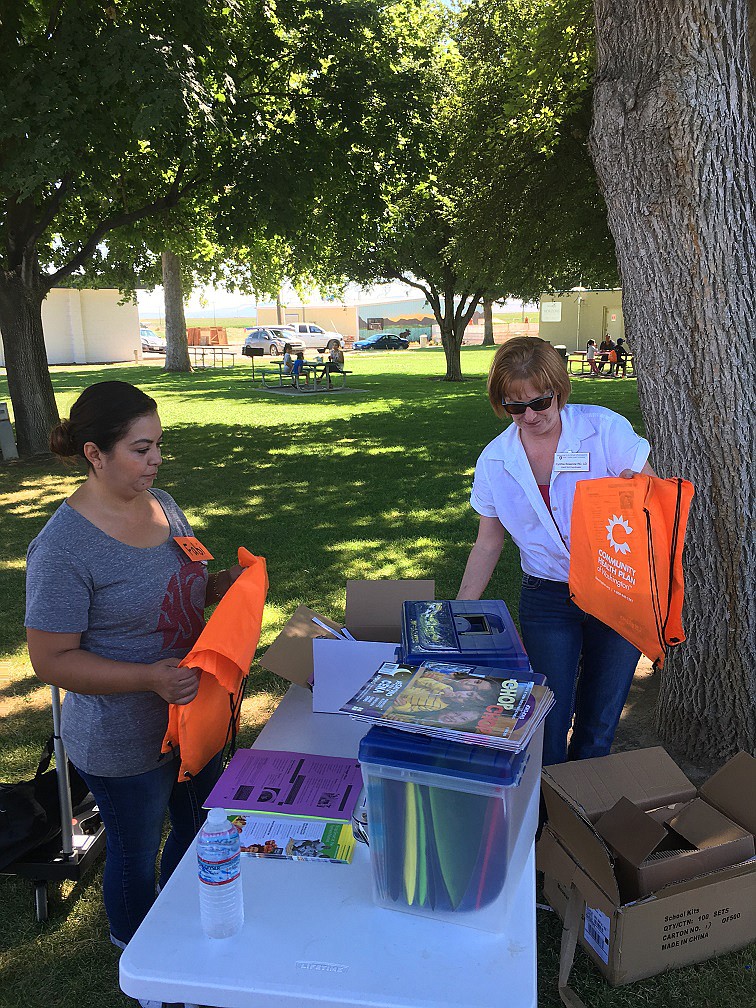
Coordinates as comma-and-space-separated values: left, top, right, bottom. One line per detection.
353, 332, 409, 351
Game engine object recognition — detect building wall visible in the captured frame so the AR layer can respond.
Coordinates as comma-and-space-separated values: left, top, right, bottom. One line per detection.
538, 290, 624, 351
357, 297, 435, 342
257, 304, 358, 339
0, 288, 140, 366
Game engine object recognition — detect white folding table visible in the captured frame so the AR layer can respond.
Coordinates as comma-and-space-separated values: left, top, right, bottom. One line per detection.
119, 685, 538, 1008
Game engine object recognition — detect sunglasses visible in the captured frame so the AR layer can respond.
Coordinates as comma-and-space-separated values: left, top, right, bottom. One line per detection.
501, 390, 554, 416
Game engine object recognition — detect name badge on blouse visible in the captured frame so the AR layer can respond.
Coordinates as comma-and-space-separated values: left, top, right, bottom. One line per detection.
554, 452, 590, 473
174, 536, 214, 561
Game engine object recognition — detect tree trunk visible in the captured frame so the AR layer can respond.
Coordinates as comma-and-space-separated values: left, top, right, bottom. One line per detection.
482, 298, 495, 346
441, 321, 463, 380
0, 274, 58, 457
591, 1, 756, 759
162, 251, 192, 373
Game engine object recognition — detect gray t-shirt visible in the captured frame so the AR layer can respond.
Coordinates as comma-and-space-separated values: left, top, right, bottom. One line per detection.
25, 488, 207, 777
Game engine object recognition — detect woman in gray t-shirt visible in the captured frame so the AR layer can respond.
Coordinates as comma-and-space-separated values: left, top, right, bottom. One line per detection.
25, 381, 241, 953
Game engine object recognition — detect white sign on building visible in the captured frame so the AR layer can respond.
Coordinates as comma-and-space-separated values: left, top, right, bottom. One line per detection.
540, 301, 562, 323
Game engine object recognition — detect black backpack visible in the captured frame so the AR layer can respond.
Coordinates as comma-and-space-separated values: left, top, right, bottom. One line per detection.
0, 738, 89, 871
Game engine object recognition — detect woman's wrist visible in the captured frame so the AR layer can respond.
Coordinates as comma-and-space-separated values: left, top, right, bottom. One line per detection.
206, 570, 224, 606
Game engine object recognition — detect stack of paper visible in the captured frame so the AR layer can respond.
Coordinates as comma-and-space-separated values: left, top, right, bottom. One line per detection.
339, 660, 554, 753
204, 749, 365, 864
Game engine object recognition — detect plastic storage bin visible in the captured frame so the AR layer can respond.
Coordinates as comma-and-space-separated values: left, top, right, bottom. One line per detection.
358, 724, 542, 932
400, 600, 531, 671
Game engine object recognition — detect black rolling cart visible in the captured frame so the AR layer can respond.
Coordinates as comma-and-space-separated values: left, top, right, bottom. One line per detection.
1, 687, 106, 922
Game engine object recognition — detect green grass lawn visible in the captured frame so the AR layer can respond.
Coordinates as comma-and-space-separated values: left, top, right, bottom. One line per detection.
0, 349, 753, 1007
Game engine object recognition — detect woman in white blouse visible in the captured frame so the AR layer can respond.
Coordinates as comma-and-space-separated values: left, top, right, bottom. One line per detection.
457, 338, 655, 765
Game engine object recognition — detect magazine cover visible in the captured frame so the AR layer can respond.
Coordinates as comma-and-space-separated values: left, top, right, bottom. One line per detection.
340, 660, 553, 750
226, 813, 356, 863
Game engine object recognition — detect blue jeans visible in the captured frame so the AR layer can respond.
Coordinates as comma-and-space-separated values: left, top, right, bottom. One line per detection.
76, 751, 223, 946
519, 575, 640, 766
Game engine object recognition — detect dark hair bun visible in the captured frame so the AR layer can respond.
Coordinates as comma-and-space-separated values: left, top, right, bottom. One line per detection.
49, 418, 77, 459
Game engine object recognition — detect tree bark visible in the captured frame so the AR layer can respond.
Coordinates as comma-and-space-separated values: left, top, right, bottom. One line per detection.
591, 1, 756, 758
162, 251, 192, 373
0, 273, 58, 457
482, 298, 495, 346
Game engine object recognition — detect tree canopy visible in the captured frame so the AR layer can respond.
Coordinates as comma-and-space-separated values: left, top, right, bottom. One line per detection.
289, 0, 616, 380
0, 0, 443, 451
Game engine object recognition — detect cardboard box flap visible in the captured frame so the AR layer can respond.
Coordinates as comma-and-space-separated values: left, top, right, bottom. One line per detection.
344, 579, 434, 642
642, 853, 756, 901
699, 751, 756, 834
541, 775, 621, 905
595, 796, 670, 865
538, 829, 617, 918
536, 826, 580, 886
666, 798, 751, 849
259, 604, 344, 687
543, 747, 696, 822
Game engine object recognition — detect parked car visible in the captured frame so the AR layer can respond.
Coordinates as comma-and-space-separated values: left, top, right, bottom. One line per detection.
140, 327, 166, 353
353, 332, 410, 351
281, 323, 346, 351
242, 327, 305, 356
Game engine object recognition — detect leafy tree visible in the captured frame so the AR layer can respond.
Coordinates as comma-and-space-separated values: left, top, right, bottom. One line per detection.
590, 0, 756, 759
0, 0, 440, 450
452, 0, 616, 300
0, 1, 251, 454
297, 0, 615, 380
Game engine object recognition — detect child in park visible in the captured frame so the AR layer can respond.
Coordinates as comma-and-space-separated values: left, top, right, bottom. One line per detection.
291, 351, 308, 386
586, 339, 600, 376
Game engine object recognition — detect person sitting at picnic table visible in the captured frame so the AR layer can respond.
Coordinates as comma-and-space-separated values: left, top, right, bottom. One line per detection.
324, 339, 345, 388
597, 334, 615, 373
282, 343, 294, 375
614, 337, 630, 377
291, 351, 308, 386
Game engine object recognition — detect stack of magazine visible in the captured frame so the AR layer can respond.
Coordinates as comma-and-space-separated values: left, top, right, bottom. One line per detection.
339, 660, 554, 753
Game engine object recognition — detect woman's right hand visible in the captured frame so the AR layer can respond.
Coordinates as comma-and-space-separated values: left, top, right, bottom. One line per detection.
150, 658, 201, 705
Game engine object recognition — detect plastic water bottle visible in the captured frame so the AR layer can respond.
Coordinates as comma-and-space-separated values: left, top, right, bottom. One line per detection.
197, 808, 244, 938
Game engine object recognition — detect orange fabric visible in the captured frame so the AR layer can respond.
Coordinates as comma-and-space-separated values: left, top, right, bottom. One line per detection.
162, 548, 268, 781
568, 475, 694, 668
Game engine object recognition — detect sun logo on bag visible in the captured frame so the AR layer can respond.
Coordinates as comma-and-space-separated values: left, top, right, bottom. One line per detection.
606, 514, 633, 555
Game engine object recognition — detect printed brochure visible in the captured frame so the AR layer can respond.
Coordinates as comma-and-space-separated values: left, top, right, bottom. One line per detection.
225, 812, 356, 863
205, 749, 364, 822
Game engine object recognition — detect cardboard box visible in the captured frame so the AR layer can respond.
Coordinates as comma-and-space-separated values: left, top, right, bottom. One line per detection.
537, 748, 756, 998
259, 580, 435, 687
594, 795, 754, 900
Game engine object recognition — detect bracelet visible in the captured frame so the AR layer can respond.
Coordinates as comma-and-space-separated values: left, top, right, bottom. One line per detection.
208, 572, 221, 604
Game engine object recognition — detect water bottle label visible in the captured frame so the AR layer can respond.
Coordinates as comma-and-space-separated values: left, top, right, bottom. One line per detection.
198, 835, 241, 886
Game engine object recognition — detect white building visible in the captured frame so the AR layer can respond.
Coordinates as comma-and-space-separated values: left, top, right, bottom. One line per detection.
0, 288, 140, 366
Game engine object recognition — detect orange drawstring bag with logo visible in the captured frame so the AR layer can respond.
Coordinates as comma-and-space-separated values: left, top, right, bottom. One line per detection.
568, 475, 694, 668
162, 548, 268, 781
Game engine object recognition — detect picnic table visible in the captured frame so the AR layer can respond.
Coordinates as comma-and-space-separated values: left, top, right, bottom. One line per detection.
260, 360, 351, 392
189, 346, 235, 369
567, 350, 635, 376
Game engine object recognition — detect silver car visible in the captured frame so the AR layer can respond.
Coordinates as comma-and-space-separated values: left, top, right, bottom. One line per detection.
242, 327, 305, 357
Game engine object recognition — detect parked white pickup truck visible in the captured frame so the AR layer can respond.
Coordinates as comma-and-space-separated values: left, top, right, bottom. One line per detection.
280, 323, 346, 351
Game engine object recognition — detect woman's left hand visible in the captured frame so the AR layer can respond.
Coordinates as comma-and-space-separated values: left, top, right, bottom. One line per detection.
206, 564, 244, 606
619, 461, 657, 479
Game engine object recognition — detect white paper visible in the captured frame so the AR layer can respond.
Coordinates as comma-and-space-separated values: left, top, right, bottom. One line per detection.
583, 905, 611, 964
312, 638, 399, 714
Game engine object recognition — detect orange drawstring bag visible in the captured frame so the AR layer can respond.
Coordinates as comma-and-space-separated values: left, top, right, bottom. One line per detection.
162, 548, 268, 781
568, 475, 694, 668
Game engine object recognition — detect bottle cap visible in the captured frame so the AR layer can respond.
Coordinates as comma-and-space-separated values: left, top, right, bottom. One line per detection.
205, 807, 229, 828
